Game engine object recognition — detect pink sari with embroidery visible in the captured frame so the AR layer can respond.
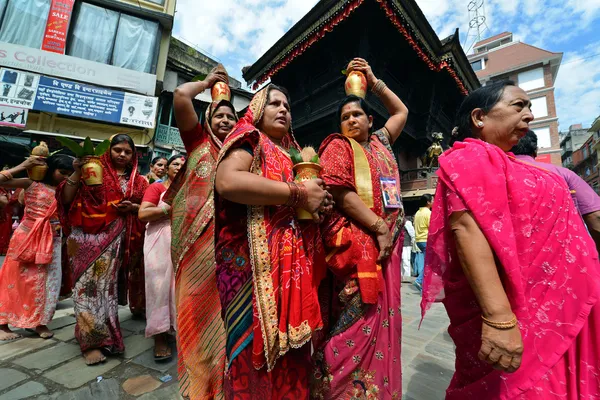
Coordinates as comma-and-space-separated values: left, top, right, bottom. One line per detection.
0, 182, 62, 328
421, 139, 600, 399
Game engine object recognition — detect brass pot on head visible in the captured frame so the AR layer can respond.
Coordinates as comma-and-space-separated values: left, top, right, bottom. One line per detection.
211, 81, 231, 102
345, 70, 368, 99
293, 162, 323, 221
27, 157, 48, 182
81, 156, 103, 186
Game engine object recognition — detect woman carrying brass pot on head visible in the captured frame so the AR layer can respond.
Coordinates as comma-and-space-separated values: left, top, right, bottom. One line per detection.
312, 57, 409, 399
57, 134, 148, 365
0, 154, 74, 341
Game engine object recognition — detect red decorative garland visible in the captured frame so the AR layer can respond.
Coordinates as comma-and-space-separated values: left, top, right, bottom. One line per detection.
252, 0, 469, 95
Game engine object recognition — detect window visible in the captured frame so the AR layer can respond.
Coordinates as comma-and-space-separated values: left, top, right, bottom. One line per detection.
145, 0, 165, 4
0, 0, 50, 48
518, 68, 545, 91
67, 2, 160, 74
583, 146, 589, 159
470, 59, 484, 71
535, 127, 552, 149
530, 96, 548, 119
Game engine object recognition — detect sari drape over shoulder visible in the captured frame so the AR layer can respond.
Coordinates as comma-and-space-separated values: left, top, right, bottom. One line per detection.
0, 188, 12, 255
164, 101, 235, 400
215, 85, 324, 398
0, 182, 62, 328
58, 151, 147, 353
421, 139, 600, 399
311, 131, 404, 399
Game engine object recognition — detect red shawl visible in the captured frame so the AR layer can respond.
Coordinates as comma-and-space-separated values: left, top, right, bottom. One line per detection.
216, 85, 324, 371
421, 139, 600, 398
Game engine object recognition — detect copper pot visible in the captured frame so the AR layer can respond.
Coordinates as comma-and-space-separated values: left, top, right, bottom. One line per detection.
211, 81, 231, 102
293, 162, 323, 221
345, 70, 367, 98
81, 156, 103, 186
27, 157, 48, 182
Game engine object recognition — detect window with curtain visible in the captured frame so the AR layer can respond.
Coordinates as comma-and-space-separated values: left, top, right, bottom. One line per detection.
0, 0, 51, 48
67, 3, 119, 64
144, 0, 165, 5
112, 14, 159, 74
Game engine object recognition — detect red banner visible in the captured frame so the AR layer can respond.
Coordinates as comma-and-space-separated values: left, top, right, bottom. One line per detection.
535, 154, 552, 164
41, 0, 76, 54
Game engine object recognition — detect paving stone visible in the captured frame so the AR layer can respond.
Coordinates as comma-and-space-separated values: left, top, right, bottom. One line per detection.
14, 342, 80, 371
0, 368, 28, 392
43, 378, 120, 400
0, 337, 56, 360
43, 357, 120, 389
117, 307, 133, 323
0, 381, 47, 400
122, 375, 162, 396
51, 326, 76, 342
137, 383, 181, 400
132, 346, 177, 372
47, 315, 77, 331
123, 335, 154, 359
120, 318, 146, 333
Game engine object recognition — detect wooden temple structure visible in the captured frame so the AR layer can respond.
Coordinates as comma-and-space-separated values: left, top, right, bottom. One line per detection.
242, 0, 480, 213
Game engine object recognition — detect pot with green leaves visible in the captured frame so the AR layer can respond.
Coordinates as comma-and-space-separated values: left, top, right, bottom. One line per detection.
56, 136, 111, 186
290, 146, 322, 221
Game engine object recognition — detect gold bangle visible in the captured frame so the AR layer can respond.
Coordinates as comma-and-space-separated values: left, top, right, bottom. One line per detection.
482, 314, 518, 330
372, 79, 387, 97
369, 217, 385, 233
66, 178, 79, 186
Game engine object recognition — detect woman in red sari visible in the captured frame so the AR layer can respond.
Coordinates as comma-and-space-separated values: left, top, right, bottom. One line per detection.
58, 134, 148, 365
0, 155, 74, 340
311, 58, 408, 399
166, 66, 238, 400
421, 81, 600, 399
215, 84, 333, 399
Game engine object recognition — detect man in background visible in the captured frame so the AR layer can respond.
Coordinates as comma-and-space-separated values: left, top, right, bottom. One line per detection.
413, 194, 433, 291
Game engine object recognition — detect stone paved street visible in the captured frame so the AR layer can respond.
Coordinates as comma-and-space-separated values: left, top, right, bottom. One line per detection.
0, 277, 454, 400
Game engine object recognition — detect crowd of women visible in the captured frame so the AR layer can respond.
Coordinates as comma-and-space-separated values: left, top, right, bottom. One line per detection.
0, 56, 599, 400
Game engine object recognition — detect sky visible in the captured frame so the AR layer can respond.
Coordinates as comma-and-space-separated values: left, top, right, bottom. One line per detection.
172, 0, 600, 129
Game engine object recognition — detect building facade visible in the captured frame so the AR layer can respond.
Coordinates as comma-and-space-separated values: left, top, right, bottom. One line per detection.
468, 32, 563, 165
560, 123, 592, 169
0, 0, 177, 170
572, 130, 599, 194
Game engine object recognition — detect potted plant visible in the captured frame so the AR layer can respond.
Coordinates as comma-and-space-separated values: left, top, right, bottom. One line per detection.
56, 136, 111, 186
289, 146, 322, 220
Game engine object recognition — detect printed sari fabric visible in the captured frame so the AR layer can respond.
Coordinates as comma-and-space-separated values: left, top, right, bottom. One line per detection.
58, 151, 147, 353
165, 101, 235, 400
143, 186, 176, 338
421, 138, 600, 399
214, 85, 324, 399
0, 182, 62, 328
311, 131, 404, 399
0, 188, 12, 255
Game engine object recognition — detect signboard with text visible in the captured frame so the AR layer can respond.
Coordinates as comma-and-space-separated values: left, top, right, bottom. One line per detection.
41, 0, 76, 54
0, 105, 27, 128
32, 76, 157, 128
535, 154, 552, 164
0, 68, 39, 109
0, 41, 156, 95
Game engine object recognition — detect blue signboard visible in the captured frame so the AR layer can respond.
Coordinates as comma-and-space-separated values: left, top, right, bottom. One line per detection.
31, 76, 157, 128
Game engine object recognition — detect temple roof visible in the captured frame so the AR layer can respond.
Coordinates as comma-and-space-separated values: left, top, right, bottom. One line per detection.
242, 0, 480, 94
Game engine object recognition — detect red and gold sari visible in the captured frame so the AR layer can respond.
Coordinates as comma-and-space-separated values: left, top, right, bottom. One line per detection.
165, 101, 237, 400
0, 182, 62, 328
58, 151, 147, 353
215, 86, 324, 399
312, 131, 404, 399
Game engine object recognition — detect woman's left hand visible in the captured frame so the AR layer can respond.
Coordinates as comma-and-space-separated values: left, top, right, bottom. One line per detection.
348, 58, 378, 88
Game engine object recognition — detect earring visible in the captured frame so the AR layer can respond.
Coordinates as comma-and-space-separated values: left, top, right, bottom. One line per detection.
477, 122, 484, 127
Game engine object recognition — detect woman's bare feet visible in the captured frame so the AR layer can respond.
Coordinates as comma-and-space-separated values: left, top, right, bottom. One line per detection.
154, 333, 172, 361
0, 324, 21, 341
83, 349, 106, 366
33, 325, 54, 339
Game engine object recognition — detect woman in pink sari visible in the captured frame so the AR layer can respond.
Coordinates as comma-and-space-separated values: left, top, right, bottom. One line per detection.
312, 58, 408, 399
139, 154, 185, 361
0, 155, 74, 341
421, 80, 600, 399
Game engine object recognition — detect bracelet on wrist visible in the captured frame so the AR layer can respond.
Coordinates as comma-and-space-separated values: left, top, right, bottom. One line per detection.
161, 204, 169, 216
285, 182, 308, 209
372, 79, 387, 97
66, 178, 80, 187
481, 314, 518, 330
369, 217, 385, 233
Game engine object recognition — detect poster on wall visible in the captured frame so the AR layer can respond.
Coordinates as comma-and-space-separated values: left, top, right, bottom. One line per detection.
0, 105, 27, 128
32, 76, 157, 128
0, 68, 39, 109
41, 0, 76, 54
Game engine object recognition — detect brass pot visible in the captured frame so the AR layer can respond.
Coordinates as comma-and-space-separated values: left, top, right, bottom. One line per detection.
211, 81, 231, 102
345, 70, 367, 98
27, 159, 48, 182
81, 156, 103, 186
293, 162, 323, 221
